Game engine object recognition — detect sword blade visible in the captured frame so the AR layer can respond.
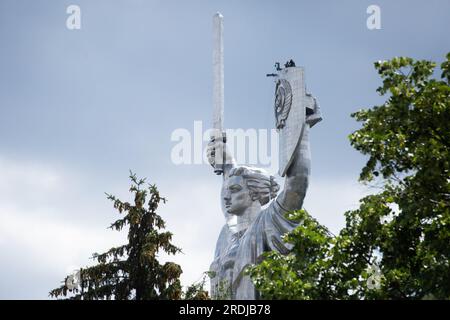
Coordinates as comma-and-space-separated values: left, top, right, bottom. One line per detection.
212, 13, 225, 175
212, 12, 224, 133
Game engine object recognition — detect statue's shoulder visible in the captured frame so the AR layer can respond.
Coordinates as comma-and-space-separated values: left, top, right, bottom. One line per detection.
264, 197, 289, 216
242, 200, 286, 236
256, 198, 299, 232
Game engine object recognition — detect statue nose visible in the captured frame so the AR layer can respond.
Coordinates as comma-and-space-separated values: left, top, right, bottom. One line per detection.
223, 195, 231, 204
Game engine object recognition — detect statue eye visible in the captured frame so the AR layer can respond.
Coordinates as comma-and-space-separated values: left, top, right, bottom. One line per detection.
229, 185, 242, 192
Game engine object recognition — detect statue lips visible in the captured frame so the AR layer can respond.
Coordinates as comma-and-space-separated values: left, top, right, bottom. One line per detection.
225, 201, 236, 214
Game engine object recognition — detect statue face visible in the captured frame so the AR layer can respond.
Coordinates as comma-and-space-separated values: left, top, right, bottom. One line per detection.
223, 175, 254, 216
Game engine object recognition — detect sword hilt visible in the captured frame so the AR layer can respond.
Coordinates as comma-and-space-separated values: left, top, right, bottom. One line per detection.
212, 132, 227, 175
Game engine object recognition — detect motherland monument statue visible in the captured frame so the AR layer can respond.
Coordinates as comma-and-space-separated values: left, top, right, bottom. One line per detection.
207, 13, 322, 299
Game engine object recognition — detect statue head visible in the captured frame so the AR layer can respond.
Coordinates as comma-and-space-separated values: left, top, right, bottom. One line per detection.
221, 166, 280, 232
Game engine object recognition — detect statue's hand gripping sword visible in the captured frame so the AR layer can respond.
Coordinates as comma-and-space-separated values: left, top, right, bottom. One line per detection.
212, 12, 226, 175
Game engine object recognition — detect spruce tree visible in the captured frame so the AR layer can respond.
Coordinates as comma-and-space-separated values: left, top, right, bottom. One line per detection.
49, 172, 182, 300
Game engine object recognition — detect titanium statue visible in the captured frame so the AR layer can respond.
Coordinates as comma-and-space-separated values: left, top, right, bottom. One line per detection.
207, 59, 322, 298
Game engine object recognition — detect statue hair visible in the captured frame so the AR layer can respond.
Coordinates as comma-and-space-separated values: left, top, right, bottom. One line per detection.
228, 166, 280, 205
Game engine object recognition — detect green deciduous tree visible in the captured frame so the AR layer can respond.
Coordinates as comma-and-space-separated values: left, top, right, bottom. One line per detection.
247, 53, 450, 299
49, 172, 183, 300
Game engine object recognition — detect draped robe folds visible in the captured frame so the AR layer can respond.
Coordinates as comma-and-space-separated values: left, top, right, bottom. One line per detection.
210, 197, 300, 299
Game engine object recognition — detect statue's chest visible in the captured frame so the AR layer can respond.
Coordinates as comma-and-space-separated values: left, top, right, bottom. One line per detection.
220, 236, 240, 271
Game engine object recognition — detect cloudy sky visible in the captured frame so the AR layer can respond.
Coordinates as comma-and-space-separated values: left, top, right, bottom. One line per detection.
0, 0, 449, 299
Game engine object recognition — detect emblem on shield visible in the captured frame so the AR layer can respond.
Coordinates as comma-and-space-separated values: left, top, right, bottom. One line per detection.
274, 79, 293, 129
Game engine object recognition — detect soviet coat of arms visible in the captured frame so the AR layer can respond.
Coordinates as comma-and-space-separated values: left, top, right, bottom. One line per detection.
274, 78, 293, 130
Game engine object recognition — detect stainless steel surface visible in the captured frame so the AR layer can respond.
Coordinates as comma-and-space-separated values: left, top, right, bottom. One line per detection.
276, 67, 306, 177
212, 12, 224, 132
212, 12, 225, 174
207, 14, 323, 301
207, 64, 322, 300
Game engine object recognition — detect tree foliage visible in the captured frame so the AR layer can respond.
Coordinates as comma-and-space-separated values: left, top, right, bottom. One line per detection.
182, 272, 210, 300
49, 172, 183, 300
247, 53, 450, 299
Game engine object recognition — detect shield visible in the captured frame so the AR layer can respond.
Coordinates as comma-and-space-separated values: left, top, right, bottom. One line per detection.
274, 67, 311, 177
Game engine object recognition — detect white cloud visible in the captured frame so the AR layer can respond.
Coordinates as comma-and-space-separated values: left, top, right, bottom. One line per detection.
0, 156, 370, 298
0, 157, 63, 203
0, 157, 222, 297
0, 158, 125, 299
0, 205, 125, 273
157, 178, 224, 289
